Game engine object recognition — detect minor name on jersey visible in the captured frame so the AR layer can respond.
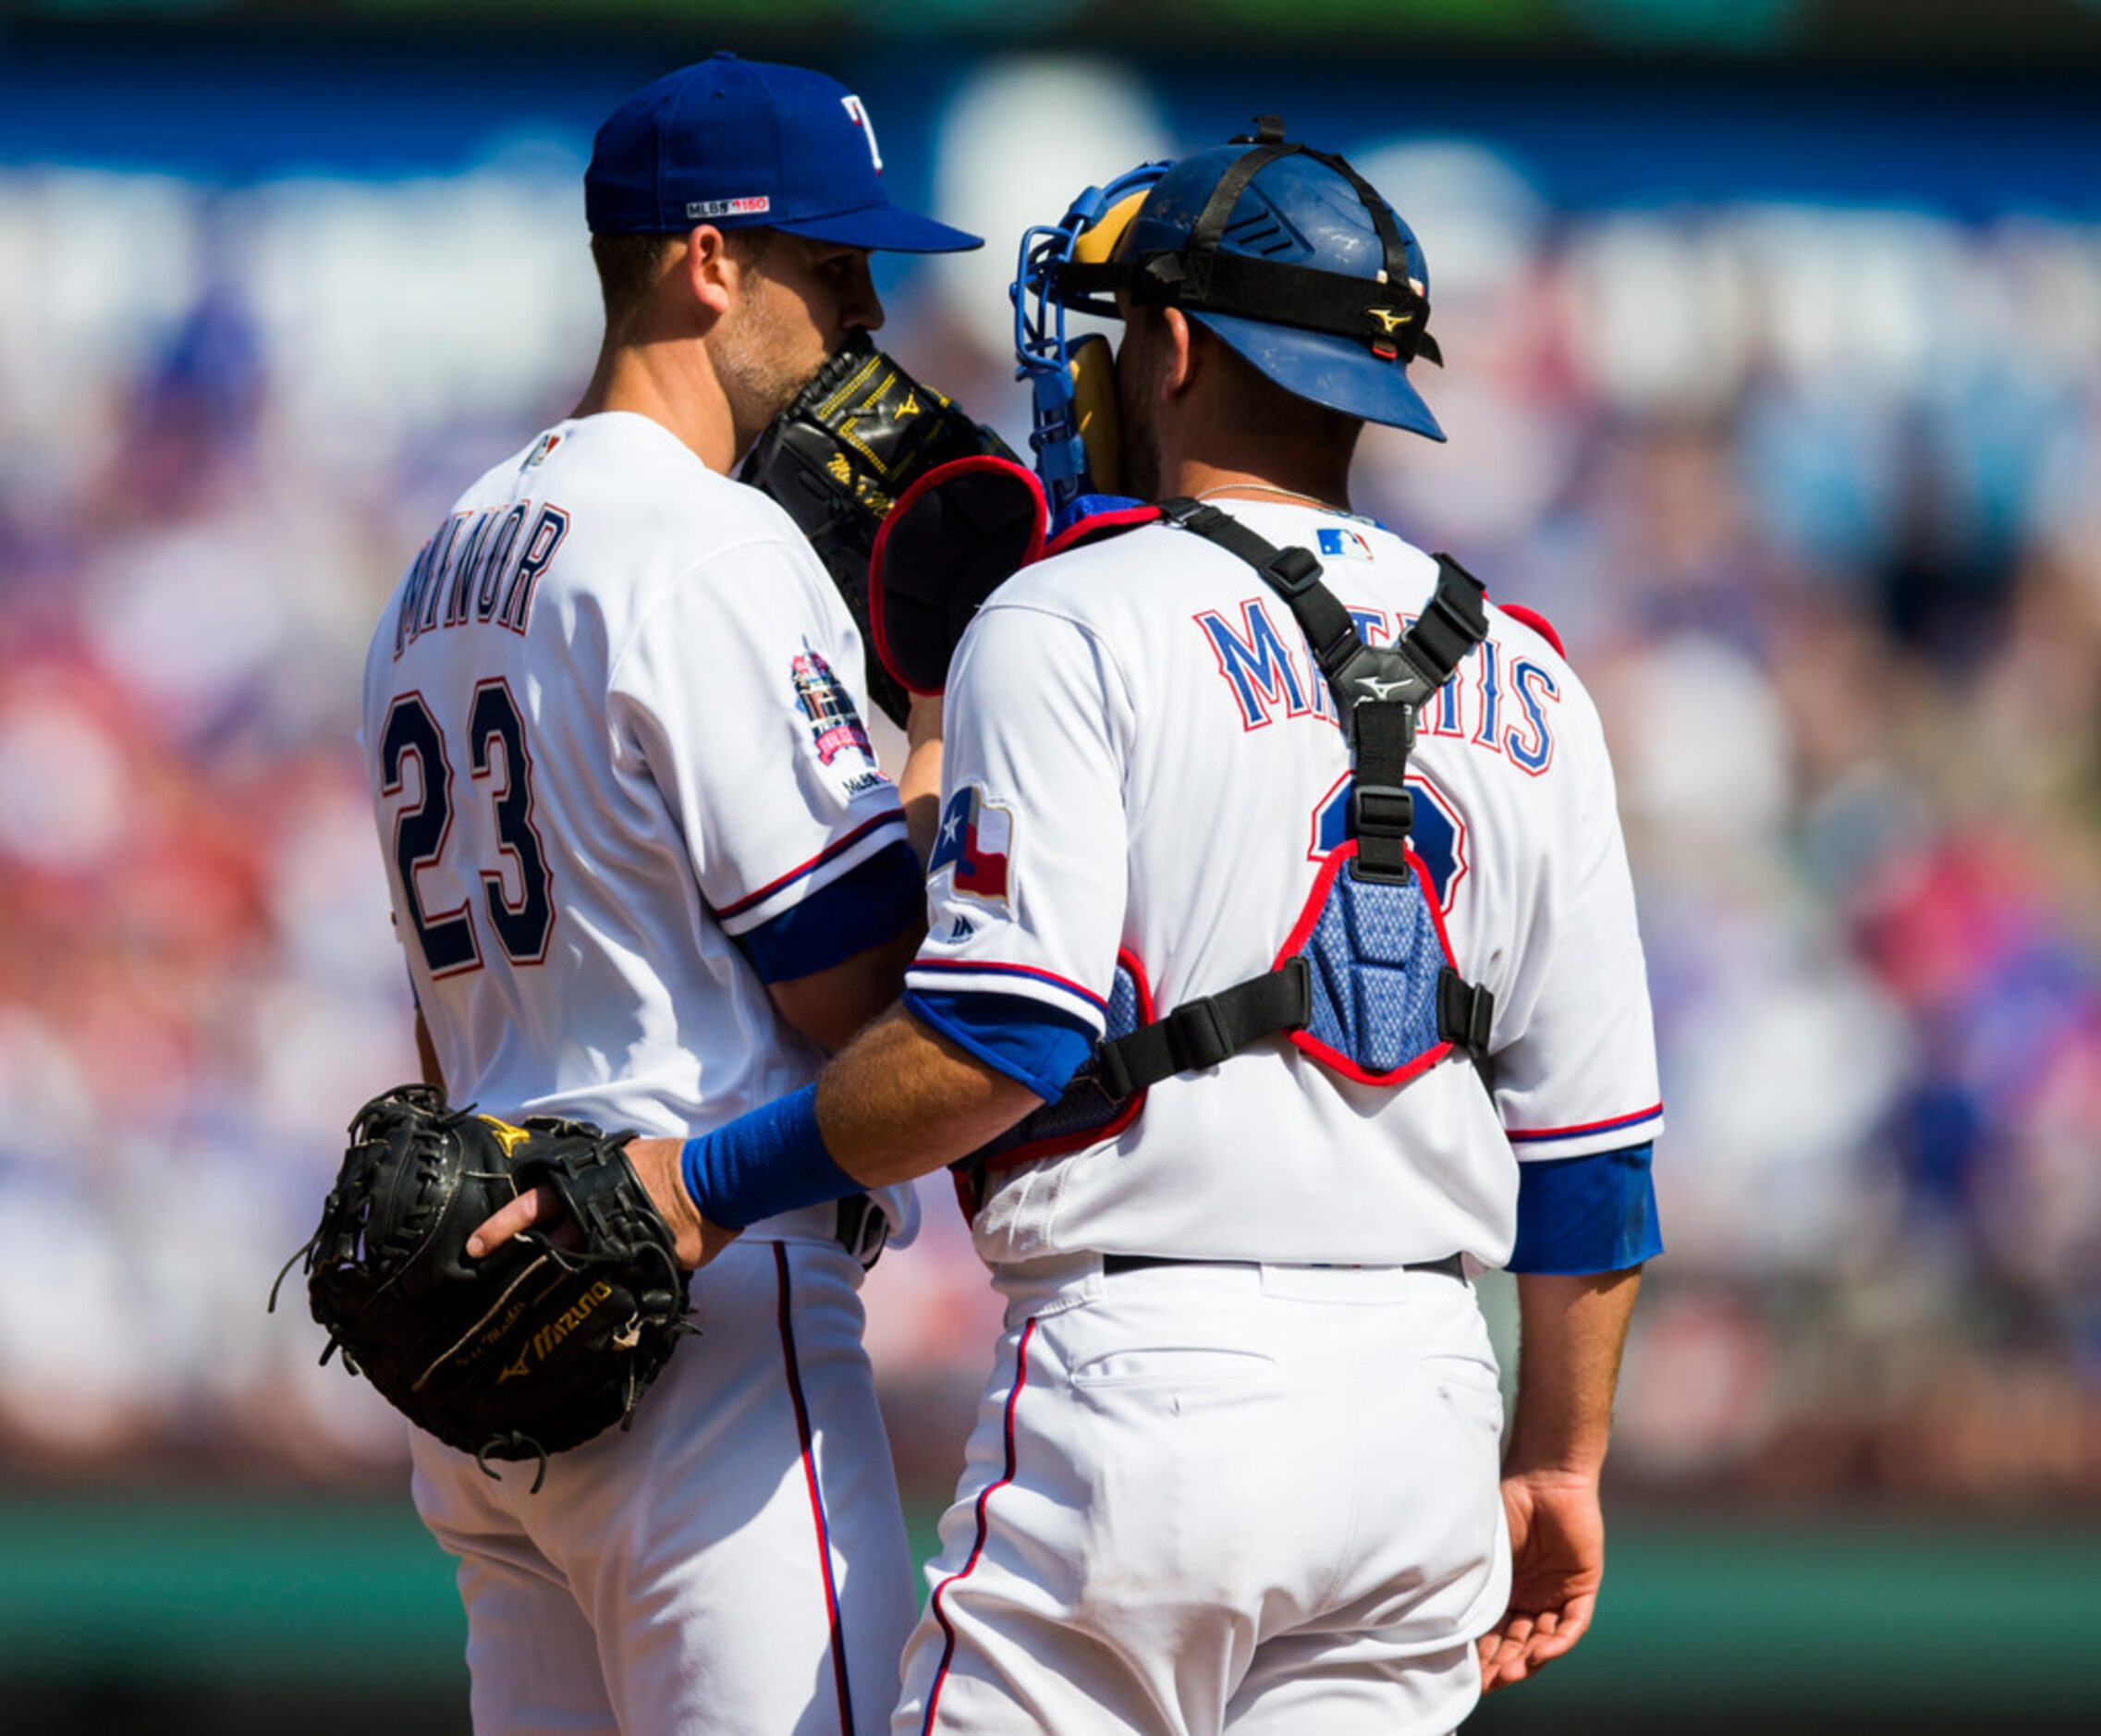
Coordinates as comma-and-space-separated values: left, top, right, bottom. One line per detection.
393, 499, 571, 657
1195, 600, 1560, 776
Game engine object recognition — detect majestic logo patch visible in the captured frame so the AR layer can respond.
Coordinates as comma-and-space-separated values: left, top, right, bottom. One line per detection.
840, 94, 884, 173
686, 195, 771, 219
790, 644, 876, 769
1317, 526, 1374, 562
929, 785, 1013, 905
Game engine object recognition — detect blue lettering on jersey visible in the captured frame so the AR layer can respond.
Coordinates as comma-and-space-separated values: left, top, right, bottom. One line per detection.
1194, 601, 1313, 729
1472, 638, 1504, 755
1504, 658, 1559, 775
1192, 605, 1560, 772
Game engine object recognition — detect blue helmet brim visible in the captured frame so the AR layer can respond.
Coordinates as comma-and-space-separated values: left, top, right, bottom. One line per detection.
1191, 309, 1446, 443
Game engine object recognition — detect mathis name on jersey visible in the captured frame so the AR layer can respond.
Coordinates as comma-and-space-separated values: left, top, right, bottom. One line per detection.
394, 497, 572, 658
1196, 599, 1562, 776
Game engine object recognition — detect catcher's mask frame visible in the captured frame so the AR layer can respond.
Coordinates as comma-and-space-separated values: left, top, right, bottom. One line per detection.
1013, 159, 1169, 519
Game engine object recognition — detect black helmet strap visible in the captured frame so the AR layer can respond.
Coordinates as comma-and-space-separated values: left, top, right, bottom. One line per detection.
1056, 120, 1442, 368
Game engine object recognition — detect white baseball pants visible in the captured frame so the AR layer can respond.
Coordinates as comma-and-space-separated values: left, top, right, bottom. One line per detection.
893, 1257, 1510, 1736
411, 1236, 916, 1735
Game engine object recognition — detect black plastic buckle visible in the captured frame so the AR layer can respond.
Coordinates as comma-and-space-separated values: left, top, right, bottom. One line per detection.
1161, 497, 1222, 532
1167, 997, 1234, 1072
1260, 546, 1324, 597
1351, 782, 1414, 840
1093, 1040, 1137, 1104
1278, 956, 1313, 1029
1438, 967, 1496, 1054
1230, 116, 1290, 146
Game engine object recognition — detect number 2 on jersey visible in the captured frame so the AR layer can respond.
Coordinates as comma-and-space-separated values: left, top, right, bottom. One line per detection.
380, 681, 555, 976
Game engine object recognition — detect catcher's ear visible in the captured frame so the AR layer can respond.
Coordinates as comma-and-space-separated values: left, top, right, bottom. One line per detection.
869, 456, 1048, 696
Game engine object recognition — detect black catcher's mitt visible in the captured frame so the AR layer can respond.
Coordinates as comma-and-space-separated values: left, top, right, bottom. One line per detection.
741, 331, 1015, 727
281, 1084, 691, 1489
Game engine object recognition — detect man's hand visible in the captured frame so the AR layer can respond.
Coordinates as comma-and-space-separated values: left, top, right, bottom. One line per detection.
1478, 1468, 1605, 1692
469, 1136, 739, 1270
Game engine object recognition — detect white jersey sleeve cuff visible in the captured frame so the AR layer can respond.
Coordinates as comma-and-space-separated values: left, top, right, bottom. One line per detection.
903, 959, 1110, 1039
714, 811, 909, 938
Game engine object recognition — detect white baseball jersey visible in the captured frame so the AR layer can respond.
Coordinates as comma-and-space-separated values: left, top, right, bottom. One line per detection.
360, 410, 920, 1248
362, 410, 923, 1736
906, 498, 1661, 1268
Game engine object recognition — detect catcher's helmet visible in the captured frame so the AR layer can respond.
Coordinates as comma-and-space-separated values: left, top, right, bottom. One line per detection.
1050, 120, 1446, 442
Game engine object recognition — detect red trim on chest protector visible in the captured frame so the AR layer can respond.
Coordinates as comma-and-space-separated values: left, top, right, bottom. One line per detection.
975, 946, 1154, 1172
1043, 505, 1164, 558
1272, 837, 1465, 1089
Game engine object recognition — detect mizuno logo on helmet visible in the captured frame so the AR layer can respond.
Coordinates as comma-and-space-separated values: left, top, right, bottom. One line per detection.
1367, 308, 1415, 334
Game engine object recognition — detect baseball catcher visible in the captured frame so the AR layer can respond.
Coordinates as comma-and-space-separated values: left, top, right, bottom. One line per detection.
741, 329, 1015, 726
277, 1084, 691, 1490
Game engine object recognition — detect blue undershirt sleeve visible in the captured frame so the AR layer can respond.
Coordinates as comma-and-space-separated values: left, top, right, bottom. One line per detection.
901, 989, 1095, 1103
736, 841, 922, 984
1507, 1143, 1663, 1276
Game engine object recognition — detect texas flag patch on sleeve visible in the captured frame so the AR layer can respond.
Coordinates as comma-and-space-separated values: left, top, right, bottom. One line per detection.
928, 784, 1013, 905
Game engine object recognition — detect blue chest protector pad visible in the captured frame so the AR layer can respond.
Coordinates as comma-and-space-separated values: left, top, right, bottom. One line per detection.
959, 501, 1496, 1204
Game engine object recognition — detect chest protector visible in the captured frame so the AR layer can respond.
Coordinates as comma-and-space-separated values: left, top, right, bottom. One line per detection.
957, 500, 1496, 1206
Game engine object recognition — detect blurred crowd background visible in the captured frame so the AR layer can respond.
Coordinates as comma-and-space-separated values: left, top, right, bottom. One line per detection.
5, 0, 2101, 1555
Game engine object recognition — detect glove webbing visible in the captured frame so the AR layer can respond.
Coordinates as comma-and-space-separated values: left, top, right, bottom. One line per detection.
1084, 502, 1495, 1101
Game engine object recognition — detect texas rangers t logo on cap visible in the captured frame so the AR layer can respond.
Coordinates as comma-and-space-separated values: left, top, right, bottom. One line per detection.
840, 94, 883, 174
929, 784, 1012, 904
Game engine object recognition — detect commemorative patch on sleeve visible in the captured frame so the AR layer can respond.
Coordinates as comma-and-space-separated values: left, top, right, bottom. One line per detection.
928, 784, 1013, 907
791, 642, 888, 799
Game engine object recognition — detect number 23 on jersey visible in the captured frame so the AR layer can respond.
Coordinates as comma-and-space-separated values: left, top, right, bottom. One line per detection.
379, 679, 555, 976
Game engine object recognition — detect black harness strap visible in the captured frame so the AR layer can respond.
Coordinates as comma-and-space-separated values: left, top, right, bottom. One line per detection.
1076, 503, 1497, 1103
1094, 960, 1313, 1100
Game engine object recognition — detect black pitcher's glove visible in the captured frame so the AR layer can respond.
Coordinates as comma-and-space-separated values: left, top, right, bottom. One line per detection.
741, 331, 1016, 726
278, 1084, 691, 1491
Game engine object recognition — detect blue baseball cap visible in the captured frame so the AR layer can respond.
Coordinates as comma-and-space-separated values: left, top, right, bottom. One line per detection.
585, 53, 980, 254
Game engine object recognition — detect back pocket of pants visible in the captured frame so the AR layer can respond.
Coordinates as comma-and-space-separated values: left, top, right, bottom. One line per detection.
1070, 1346, 1276, 1388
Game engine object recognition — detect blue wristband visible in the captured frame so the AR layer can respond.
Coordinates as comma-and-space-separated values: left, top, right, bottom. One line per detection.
679, 1085, 861, 1231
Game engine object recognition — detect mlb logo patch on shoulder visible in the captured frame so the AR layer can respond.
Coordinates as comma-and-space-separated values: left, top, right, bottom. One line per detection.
928, 784, 1014, 907
524, 431, 563, 469
1318, 526, 1374, 562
